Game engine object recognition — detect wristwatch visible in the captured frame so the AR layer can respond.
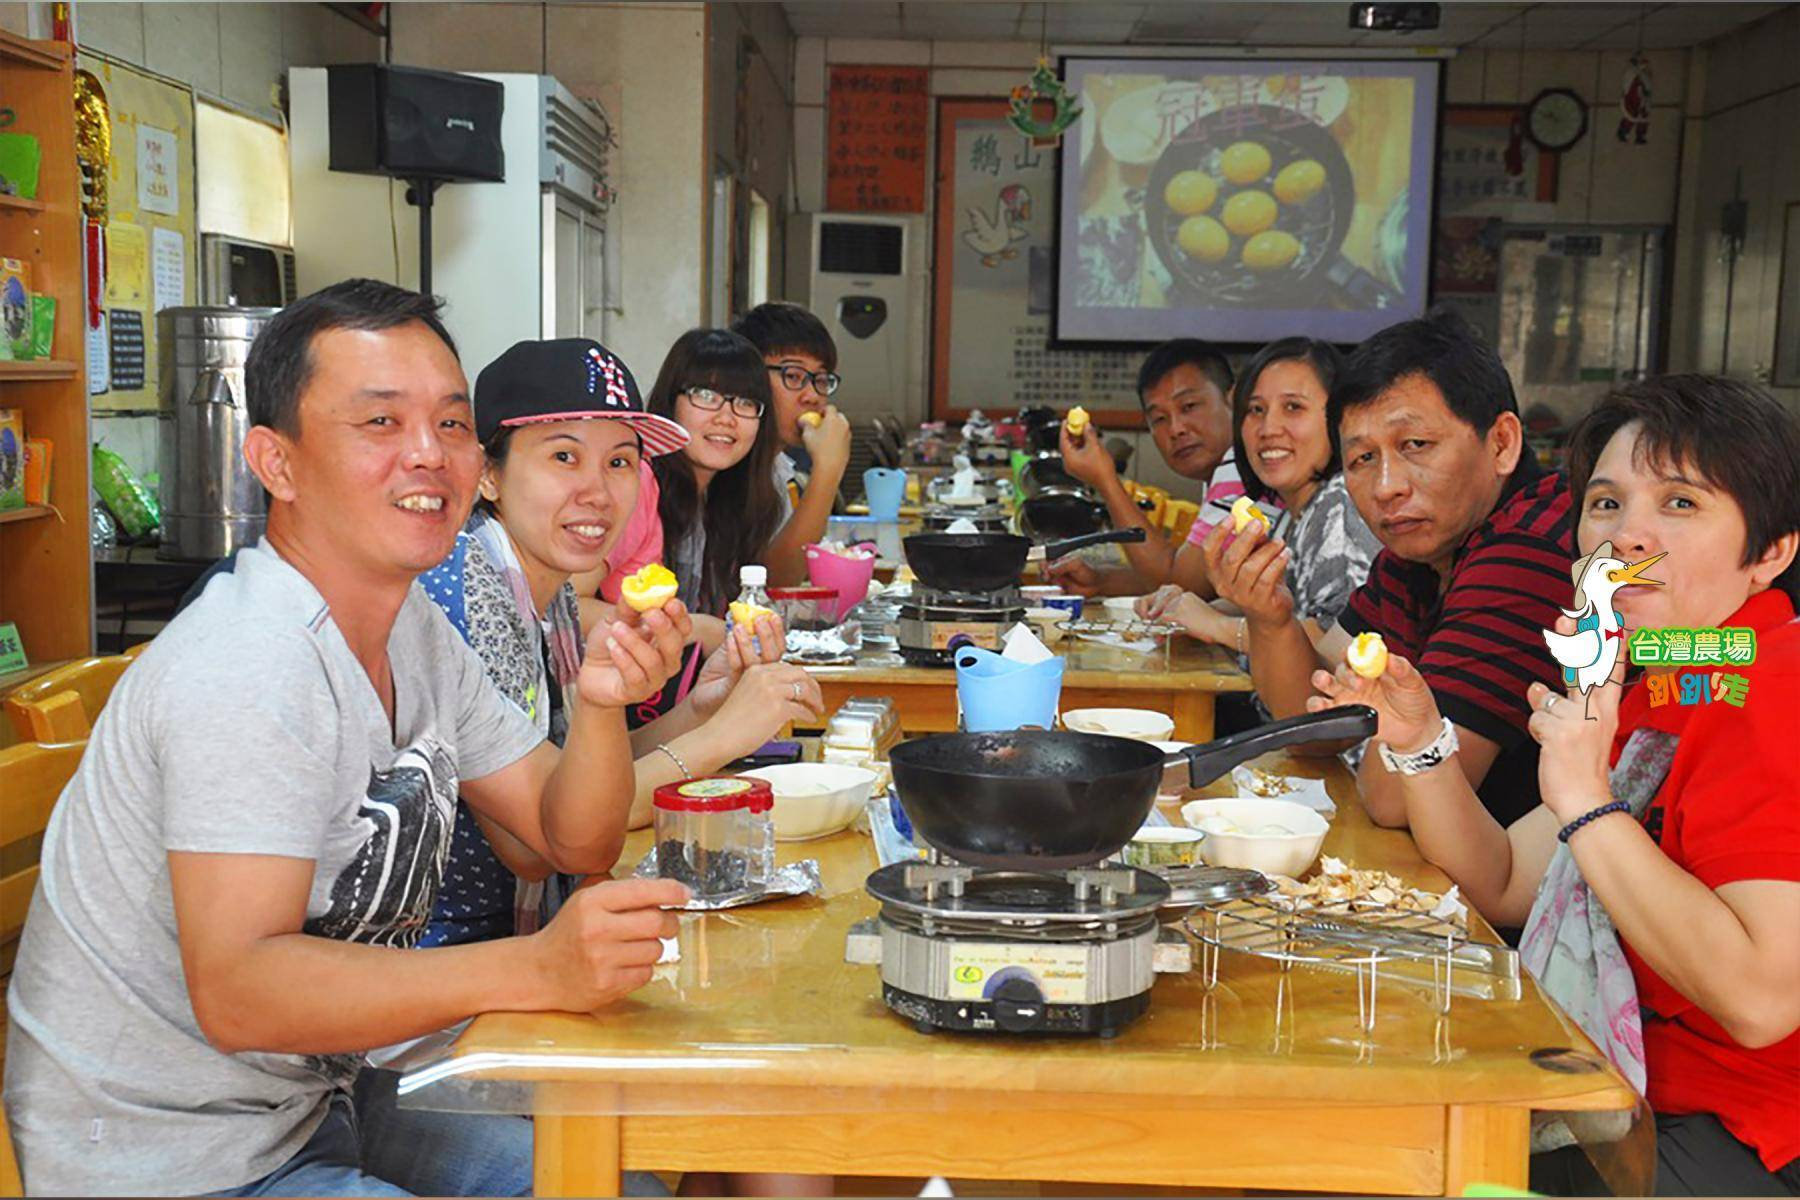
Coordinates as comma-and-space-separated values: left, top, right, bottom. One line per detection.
1376, 717, 1459, 775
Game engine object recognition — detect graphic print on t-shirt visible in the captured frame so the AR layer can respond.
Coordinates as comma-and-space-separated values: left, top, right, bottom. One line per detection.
303, 738, 458, 949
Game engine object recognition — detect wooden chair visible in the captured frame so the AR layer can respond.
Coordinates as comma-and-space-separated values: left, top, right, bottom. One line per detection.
0, 739, 84, 1198
2, 642, 148, 744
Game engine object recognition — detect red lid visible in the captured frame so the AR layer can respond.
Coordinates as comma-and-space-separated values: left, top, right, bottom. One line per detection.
768, 586, 836, 601
653, 776, 774, 814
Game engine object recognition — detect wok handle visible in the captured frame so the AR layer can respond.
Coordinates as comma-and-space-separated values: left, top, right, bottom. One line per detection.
1040, 528, 1148, 559
1173, 706, 1378, 789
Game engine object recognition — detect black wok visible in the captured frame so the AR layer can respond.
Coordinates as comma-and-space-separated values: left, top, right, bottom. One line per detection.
889, 706, 1377, 870
1145, 103, 1399, 310
904, 528, 1146, 594
1018, 490, 1107, 542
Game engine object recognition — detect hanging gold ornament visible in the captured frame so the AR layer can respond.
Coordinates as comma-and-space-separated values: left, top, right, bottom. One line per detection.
73, 68, 110, 222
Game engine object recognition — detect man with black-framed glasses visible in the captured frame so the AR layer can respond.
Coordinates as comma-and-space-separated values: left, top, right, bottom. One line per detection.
733, 303, 853, 587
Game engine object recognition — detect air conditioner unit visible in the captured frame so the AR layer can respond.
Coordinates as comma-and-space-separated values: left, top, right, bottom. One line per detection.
200, 234, 297, 308
791, 213, 927, 424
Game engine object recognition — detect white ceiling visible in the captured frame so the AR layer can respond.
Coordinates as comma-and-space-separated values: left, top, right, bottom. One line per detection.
778, 2, 1792, 50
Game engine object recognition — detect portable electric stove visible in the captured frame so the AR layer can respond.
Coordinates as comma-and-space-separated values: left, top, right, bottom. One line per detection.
894, 585, 1027, 667
845, 859, 1181, 1037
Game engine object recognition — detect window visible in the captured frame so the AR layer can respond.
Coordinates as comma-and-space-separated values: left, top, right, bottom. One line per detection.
747, 188, 771, 309
195, 100, 290, 246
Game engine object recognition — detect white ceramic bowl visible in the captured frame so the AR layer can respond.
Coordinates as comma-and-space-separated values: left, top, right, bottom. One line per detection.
1022, 606, 1070, 645
1102, 595, 1146, 620
1179, 797, 1329, 877
1063, 707, 1176, 742
740, 763, 878, 841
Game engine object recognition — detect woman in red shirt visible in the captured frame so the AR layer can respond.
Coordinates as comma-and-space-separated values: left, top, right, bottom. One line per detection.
1312, 375, 1800, 1195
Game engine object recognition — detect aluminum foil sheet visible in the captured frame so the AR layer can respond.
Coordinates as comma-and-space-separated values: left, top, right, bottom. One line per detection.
632, 849, 824, 911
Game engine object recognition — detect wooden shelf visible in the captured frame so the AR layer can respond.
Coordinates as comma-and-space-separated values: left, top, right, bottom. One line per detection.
0, 506, 53, 526
0, 29, 68, 71
0, 195, 47, 214
0, 361, 78, 382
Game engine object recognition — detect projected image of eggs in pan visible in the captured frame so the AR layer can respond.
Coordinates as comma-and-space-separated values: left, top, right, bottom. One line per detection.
1147, 103, 1368, 309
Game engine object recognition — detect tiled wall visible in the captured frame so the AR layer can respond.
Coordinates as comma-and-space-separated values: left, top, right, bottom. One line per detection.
69, 2, 377, 123
388, 2, 710, 384
1667, 5, 1800, 411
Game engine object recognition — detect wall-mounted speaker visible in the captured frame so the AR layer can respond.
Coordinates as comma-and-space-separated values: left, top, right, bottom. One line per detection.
327, 64, 504, 184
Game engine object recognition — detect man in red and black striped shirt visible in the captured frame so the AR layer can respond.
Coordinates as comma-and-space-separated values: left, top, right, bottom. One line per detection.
1205, 311, 1573, 827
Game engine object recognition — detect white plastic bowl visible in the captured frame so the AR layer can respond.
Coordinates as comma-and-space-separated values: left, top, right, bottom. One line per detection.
1063, 707, 1176, 742
1179, 797, 1329, 877
739, 763, 878, 841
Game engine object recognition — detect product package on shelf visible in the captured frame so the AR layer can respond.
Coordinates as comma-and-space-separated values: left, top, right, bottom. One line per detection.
29, 295, 54, 360
91, 443, 159, 536
0, 131, 42, 200
0, 258, 29, 361
0, 407, 23, 511
23, 437, 52, 506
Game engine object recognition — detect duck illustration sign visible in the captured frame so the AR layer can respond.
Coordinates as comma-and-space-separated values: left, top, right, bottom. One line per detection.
1541, 540, 1664, 718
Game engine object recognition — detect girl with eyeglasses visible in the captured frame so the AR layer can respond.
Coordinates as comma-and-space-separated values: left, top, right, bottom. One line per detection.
647, 328, 789, 615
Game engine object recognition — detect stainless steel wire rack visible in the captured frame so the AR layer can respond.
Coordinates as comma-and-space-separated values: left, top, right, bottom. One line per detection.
1182, 895, 1521, 1032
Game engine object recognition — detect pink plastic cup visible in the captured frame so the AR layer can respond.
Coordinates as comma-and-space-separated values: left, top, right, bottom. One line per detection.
805, 542, 877, 623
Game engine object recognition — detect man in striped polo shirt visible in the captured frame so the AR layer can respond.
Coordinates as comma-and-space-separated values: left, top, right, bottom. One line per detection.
1206, 311, 1573, 828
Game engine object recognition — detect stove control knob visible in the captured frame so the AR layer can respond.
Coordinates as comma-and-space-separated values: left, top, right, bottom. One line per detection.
991, 977, 1046, 1033
946, 633, 975, 654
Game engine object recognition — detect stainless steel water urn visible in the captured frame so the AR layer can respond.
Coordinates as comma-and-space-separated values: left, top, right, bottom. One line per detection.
157, 306, 280, 561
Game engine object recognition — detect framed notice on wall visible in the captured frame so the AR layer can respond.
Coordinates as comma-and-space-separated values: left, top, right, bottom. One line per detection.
826, 65, 928, 213
931, 98, 1139, 421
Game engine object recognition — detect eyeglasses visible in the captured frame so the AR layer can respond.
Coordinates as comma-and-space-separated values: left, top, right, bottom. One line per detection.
682, 388, 765, 420
769, 364, 841, 397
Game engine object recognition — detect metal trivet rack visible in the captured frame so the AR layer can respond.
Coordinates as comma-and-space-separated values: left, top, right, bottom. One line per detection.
1182, 895, 1520, 1033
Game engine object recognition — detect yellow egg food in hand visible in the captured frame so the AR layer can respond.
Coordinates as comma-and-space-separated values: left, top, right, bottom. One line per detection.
799, 411, 823, 428
729, 600, 775, 627
1163, 169, 1219, 215
1230, 494, 1271, 534
1242, 230, 1301, 271
619, 563, 679, 612
1221, 190, 1278, 238
1273, 158, 1326, 205
1347, 632, 1390, 680
1220, 141, 1272, 185
1176, 215, 1230, 263
1064, 405, 1090, 436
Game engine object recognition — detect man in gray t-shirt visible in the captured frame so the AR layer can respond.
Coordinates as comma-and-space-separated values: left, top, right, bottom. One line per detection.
3, 281, 689, 1197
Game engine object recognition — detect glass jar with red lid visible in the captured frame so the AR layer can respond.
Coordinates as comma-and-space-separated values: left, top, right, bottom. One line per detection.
652, 776, 774, 898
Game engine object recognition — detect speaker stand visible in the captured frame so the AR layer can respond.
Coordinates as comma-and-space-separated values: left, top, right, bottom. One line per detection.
404, 178, 446, 296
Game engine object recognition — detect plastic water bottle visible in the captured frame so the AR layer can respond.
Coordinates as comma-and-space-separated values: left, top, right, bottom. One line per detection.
730, 564, 772, 655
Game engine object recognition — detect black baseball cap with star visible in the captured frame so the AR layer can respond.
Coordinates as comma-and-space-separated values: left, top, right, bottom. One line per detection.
473, 338, 690, 457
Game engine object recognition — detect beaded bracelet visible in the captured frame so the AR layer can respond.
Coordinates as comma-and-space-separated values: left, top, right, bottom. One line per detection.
1557, 799, 1631, 844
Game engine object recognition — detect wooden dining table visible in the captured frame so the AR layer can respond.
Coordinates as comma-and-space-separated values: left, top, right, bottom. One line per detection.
398, 754, 1635, 1197
807, 636, 1252, 742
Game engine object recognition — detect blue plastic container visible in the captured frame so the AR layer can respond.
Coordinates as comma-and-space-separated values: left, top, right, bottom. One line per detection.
954, 644, 1064, 732
863, 467, 907, 521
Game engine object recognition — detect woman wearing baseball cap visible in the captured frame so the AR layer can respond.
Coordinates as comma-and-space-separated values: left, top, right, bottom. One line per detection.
407, 338, 825, 949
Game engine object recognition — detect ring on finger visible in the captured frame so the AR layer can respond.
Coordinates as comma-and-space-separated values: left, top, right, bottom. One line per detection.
791, 681, 803, 700
1542, 693, 1559, 714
